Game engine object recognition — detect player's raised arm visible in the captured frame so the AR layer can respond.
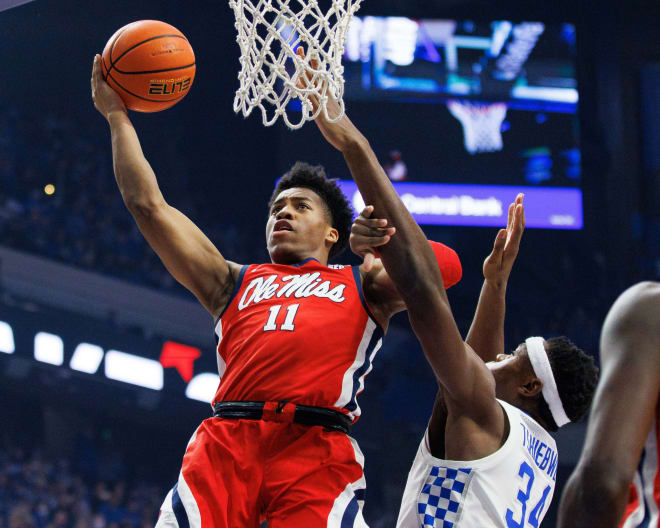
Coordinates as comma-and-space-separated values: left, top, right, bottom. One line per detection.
557, 281, 660, 528
307, 57, 497, 423
466, 194, 525, 362
91, 55, 239, 317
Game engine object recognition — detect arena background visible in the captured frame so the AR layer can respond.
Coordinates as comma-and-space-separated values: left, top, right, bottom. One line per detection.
0, 0, 659, 526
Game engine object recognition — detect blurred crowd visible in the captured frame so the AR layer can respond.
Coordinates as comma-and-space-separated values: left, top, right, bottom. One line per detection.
0, 446, 162, 528
0, 106, 260, 296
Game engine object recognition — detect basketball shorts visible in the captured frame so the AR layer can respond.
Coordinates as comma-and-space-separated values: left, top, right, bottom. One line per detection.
155, 416, 368, 528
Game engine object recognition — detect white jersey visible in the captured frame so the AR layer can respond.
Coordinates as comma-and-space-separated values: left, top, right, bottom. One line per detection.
396, 400, 558, 528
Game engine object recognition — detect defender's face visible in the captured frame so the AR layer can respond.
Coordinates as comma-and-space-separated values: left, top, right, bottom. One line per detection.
266, 187, 336, 264
486, 343, 529, 401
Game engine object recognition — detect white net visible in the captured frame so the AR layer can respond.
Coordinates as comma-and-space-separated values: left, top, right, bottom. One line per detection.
229, 0, 363, 129
447, 100, 508, 155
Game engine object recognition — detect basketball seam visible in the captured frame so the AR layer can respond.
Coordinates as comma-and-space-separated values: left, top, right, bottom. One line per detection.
104, 27, 130, 80
110, 34, 189, 71
105, 68, 188, 104
112, 62, 196, 75
102, 56, 113, 83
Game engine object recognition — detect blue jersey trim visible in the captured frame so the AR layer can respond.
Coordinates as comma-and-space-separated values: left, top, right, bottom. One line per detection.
340, 495, 360, 528
171, 482, 190, 528
638, 449, 651, 528
290, 257, 320, 267
351, 265, 383, 332
344, 325, 383, 414
214, 264, 248, 327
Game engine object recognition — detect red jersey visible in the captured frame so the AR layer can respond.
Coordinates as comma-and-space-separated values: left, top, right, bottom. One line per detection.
213, 259, 383, 421
621, 402, 660, 527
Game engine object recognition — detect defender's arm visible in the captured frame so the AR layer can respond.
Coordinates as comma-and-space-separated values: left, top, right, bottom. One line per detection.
466, 195, 525, 362
349, 207, 462, 327
311, 85, 498, 423
558, 282, 660, 528
92, 55, 239, 317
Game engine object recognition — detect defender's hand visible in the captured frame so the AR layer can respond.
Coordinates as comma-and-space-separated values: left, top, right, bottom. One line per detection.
350, 206, 396, 272
295, 47, 362, 153
91, 54, 126, 121
483, 193, 525, 286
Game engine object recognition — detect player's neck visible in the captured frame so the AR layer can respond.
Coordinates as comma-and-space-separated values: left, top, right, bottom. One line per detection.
517, 399, 551, 431
270, 251, 329, 266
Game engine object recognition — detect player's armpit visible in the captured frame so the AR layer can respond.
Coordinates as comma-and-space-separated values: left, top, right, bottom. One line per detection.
410, 301, 499, 415
360, 242, 462, 327
424, 350, 504, 460
130, 202, 240, 317
359, 260, 404, 330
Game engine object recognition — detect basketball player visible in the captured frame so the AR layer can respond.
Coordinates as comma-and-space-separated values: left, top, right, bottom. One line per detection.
90, 54, 462, 528
557, 281, 660, 528
344, 189, 598, 527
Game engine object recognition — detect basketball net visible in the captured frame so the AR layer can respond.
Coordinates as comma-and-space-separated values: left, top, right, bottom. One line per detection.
228, 0, 363, 130
447, 100, 508, 155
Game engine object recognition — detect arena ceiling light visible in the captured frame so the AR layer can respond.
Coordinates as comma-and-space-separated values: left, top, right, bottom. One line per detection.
185, 373, 220, 403
104, 349, 164, 391
34, 332, 64, 365
69, 343, 104, 374
0, 317, 221, 400
0, 321, 15, 354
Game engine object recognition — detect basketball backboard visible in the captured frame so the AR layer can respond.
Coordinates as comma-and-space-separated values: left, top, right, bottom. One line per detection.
0, 0, 36, 12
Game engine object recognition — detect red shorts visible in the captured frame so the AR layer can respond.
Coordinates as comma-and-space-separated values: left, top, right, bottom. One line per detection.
155, 416, 368, 527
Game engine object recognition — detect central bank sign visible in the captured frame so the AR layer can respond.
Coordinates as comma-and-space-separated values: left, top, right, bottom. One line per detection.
337, 180, 583, 229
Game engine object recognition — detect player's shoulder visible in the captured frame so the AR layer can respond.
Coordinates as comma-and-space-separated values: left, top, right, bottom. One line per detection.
511, 401, 556, 442
620, 280, 660, 303
629, 280, 660, 304
227, 260, 244, 275
601, 281, 660, 366
606, 281, 660, 330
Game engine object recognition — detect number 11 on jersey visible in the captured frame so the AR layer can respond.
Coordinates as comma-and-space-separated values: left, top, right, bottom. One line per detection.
263, 304, 300, 332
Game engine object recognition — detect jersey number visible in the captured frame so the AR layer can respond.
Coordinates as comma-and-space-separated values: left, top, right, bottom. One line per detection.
263, 304, 300, 332
505, 461, 551, 528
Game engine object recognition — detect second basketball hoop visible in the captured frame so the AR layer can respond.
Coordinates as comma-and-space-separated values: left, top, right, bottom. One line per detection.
447, 100, 508, 155
228, 0, 363, 130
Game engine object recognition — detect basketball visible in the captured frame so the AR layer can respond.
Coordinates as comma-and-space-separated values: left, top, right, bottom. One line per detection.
101, 20, 195, 113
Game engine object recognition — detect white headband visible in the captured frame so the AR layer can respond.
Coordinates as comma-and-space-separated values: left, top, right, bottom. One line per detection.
525, 336, 570, 428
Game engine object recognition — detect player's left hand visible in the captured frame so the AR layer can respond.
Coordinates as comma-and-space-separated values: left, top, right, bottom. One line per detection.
295, 47, 363, 153
350, 205, 396, 272
483, 193, 525, 287
91, 54, 126, 121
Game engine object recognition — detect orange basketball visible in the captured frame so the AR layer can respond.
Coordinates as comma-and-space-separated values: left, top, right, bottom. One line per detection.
101, 20, 196, 113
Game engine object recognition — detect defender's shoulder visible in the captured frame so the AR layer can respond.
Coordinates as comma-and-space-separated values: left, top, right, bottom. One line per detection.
601, 281, 660, 366
606, 281, 660, 328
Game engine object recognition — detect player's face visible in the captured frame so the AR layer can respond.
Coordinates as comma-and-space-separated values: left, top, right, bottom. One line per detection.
266, 187, 338, 264
486, 343, 531, 401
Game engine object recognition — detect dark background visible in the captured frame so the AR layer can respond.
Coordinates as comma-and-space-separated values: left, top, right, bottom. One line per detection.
0, 0, 659, 526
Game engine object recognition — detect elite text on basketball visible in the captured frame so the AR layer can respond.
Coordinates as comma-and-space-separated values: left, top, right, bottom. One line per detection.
149, 77, 191, 95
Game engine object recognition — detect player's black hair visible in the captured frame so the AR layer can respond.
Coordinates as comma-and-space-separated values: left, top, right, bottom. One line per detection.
269, 162, 353, 259
537, 337, 599, 432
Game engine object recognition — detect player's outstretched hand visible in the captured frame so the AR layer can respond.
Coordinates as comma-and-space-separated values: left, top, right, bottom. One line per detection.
350, 205, 396, 272
483, 193, 525, 287
91, 54, 126, 121
295, 47, 362, 153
